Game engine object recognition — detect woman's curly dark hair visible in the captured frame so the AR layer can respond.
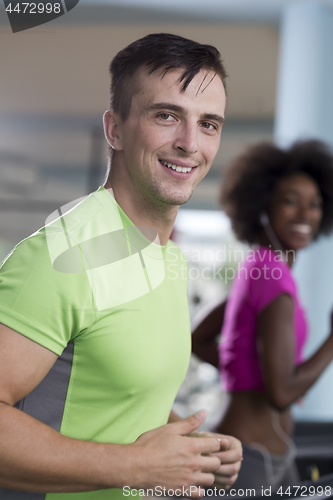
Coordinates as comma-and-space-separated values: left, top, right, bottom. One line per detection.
219, 140, 333, 245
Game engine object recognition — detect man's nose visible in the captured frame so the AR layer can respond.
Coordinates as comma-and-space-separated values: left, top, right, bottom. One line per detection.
173, 122, 198, 154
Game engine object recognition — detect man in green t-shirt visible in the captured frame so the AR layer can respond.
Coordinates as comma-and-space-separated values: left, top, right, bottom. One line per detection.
0, 33, 242, 499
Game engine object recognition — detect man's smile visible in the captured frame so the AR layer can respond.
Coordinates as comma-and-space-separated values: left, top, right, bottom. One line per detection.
159, 159, 197, 174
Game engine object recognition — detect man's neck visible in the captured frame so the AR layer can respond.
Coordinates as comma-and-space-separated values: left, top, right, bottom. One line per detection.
104, 177, 179, 247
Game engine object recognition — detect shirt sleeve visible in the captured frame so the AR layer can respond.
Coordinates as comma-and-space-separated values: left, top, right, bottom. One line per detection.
249, 259, 295, 314
0, 231, 95, 355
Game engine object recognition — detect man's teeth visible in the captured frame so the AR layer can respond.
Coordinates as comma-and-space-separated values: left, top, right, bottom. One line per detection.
160, 161, 192, 173
292, 224, 311, 234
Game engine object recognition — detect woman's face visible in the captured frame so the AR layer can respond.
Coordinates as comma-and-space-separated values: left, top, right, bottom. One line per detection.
268, 173, 323, 251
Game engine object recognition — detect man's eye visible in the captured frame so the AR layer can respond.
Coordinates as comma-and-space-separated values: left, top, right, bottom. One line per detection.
158, 113, 173, 120
201, 122, 216, 130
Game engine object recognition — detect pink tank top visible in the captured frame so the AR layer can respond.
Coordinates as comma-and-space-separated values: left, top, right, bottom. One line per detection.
218, 246, 308, 392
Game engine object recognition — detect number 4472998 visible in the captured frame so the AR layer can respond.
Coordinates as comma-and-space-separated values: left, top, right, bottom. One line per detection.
5, 3, 61, 14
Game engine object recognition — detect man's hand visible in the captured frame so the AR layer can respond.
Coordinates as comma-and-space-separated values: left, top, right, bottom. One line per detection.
127, 410, 222, 498
211, 434, 242, 489
190, 432, 242, 490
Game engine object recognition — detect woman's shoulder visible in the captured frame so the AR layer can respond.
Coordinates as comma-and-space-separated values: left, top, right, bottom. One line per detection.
243, 246, 292, 277
240, 247, 296, 311
244, 246, 287, 266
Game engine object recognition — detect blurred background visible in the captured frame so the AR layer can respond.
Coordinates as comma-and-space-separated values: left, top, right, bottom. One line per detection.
1, 0, 333, 427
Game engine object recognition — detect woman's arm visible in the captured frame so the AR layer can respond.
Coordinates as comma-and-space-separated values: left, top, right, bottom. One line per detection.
258, 294, 333, 411
192, 300, 227, 367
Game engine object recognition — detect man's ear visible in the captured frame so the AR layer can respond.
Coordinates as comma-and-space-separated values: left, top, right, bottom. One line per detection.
103, 110, 123, 151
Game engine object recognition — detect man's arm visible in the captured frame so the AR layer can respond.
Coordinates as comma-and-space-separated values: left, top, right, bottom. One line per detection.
0, 323, 222, 497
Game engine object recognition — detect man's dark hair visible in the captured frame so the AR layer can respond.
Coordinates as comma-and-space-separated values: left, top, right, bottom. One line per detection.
109, 32, 228, 121
220, 140, 333, 244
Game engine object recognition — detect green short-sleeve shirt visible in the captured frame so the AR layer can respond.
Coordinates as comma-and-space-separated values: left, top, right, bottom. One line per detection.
0, 188, 191, 500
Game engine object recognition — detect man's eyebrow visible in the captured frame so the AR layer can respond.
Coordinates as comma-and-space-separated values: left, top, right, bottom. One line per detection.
148, 102, 225, 124
201, 113, 225, 125
148, 102, 186, 114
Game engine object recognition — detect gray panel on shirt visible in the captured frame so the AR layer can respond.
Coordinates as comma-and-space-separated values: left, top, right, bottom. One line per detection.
0, 342, 74, 499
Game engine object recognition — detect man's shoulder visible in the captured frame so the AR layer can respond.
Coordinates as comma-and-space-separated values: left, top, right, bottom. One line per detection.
1, 189, 116, 274
45, 188, 116, 242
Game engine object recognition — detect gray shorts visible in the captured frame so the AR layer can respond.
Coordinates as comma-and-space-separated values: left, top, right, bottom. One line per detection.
230, 442, 300, 492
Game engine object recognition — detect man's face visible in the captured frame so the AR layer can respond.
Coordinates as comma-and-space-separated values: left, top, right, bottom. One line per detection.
109, 67, 226, 207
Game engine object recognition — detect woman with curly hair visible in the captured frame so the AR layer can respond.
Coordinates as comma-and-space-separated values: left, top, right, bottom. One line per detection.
192, 140, 333, 490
